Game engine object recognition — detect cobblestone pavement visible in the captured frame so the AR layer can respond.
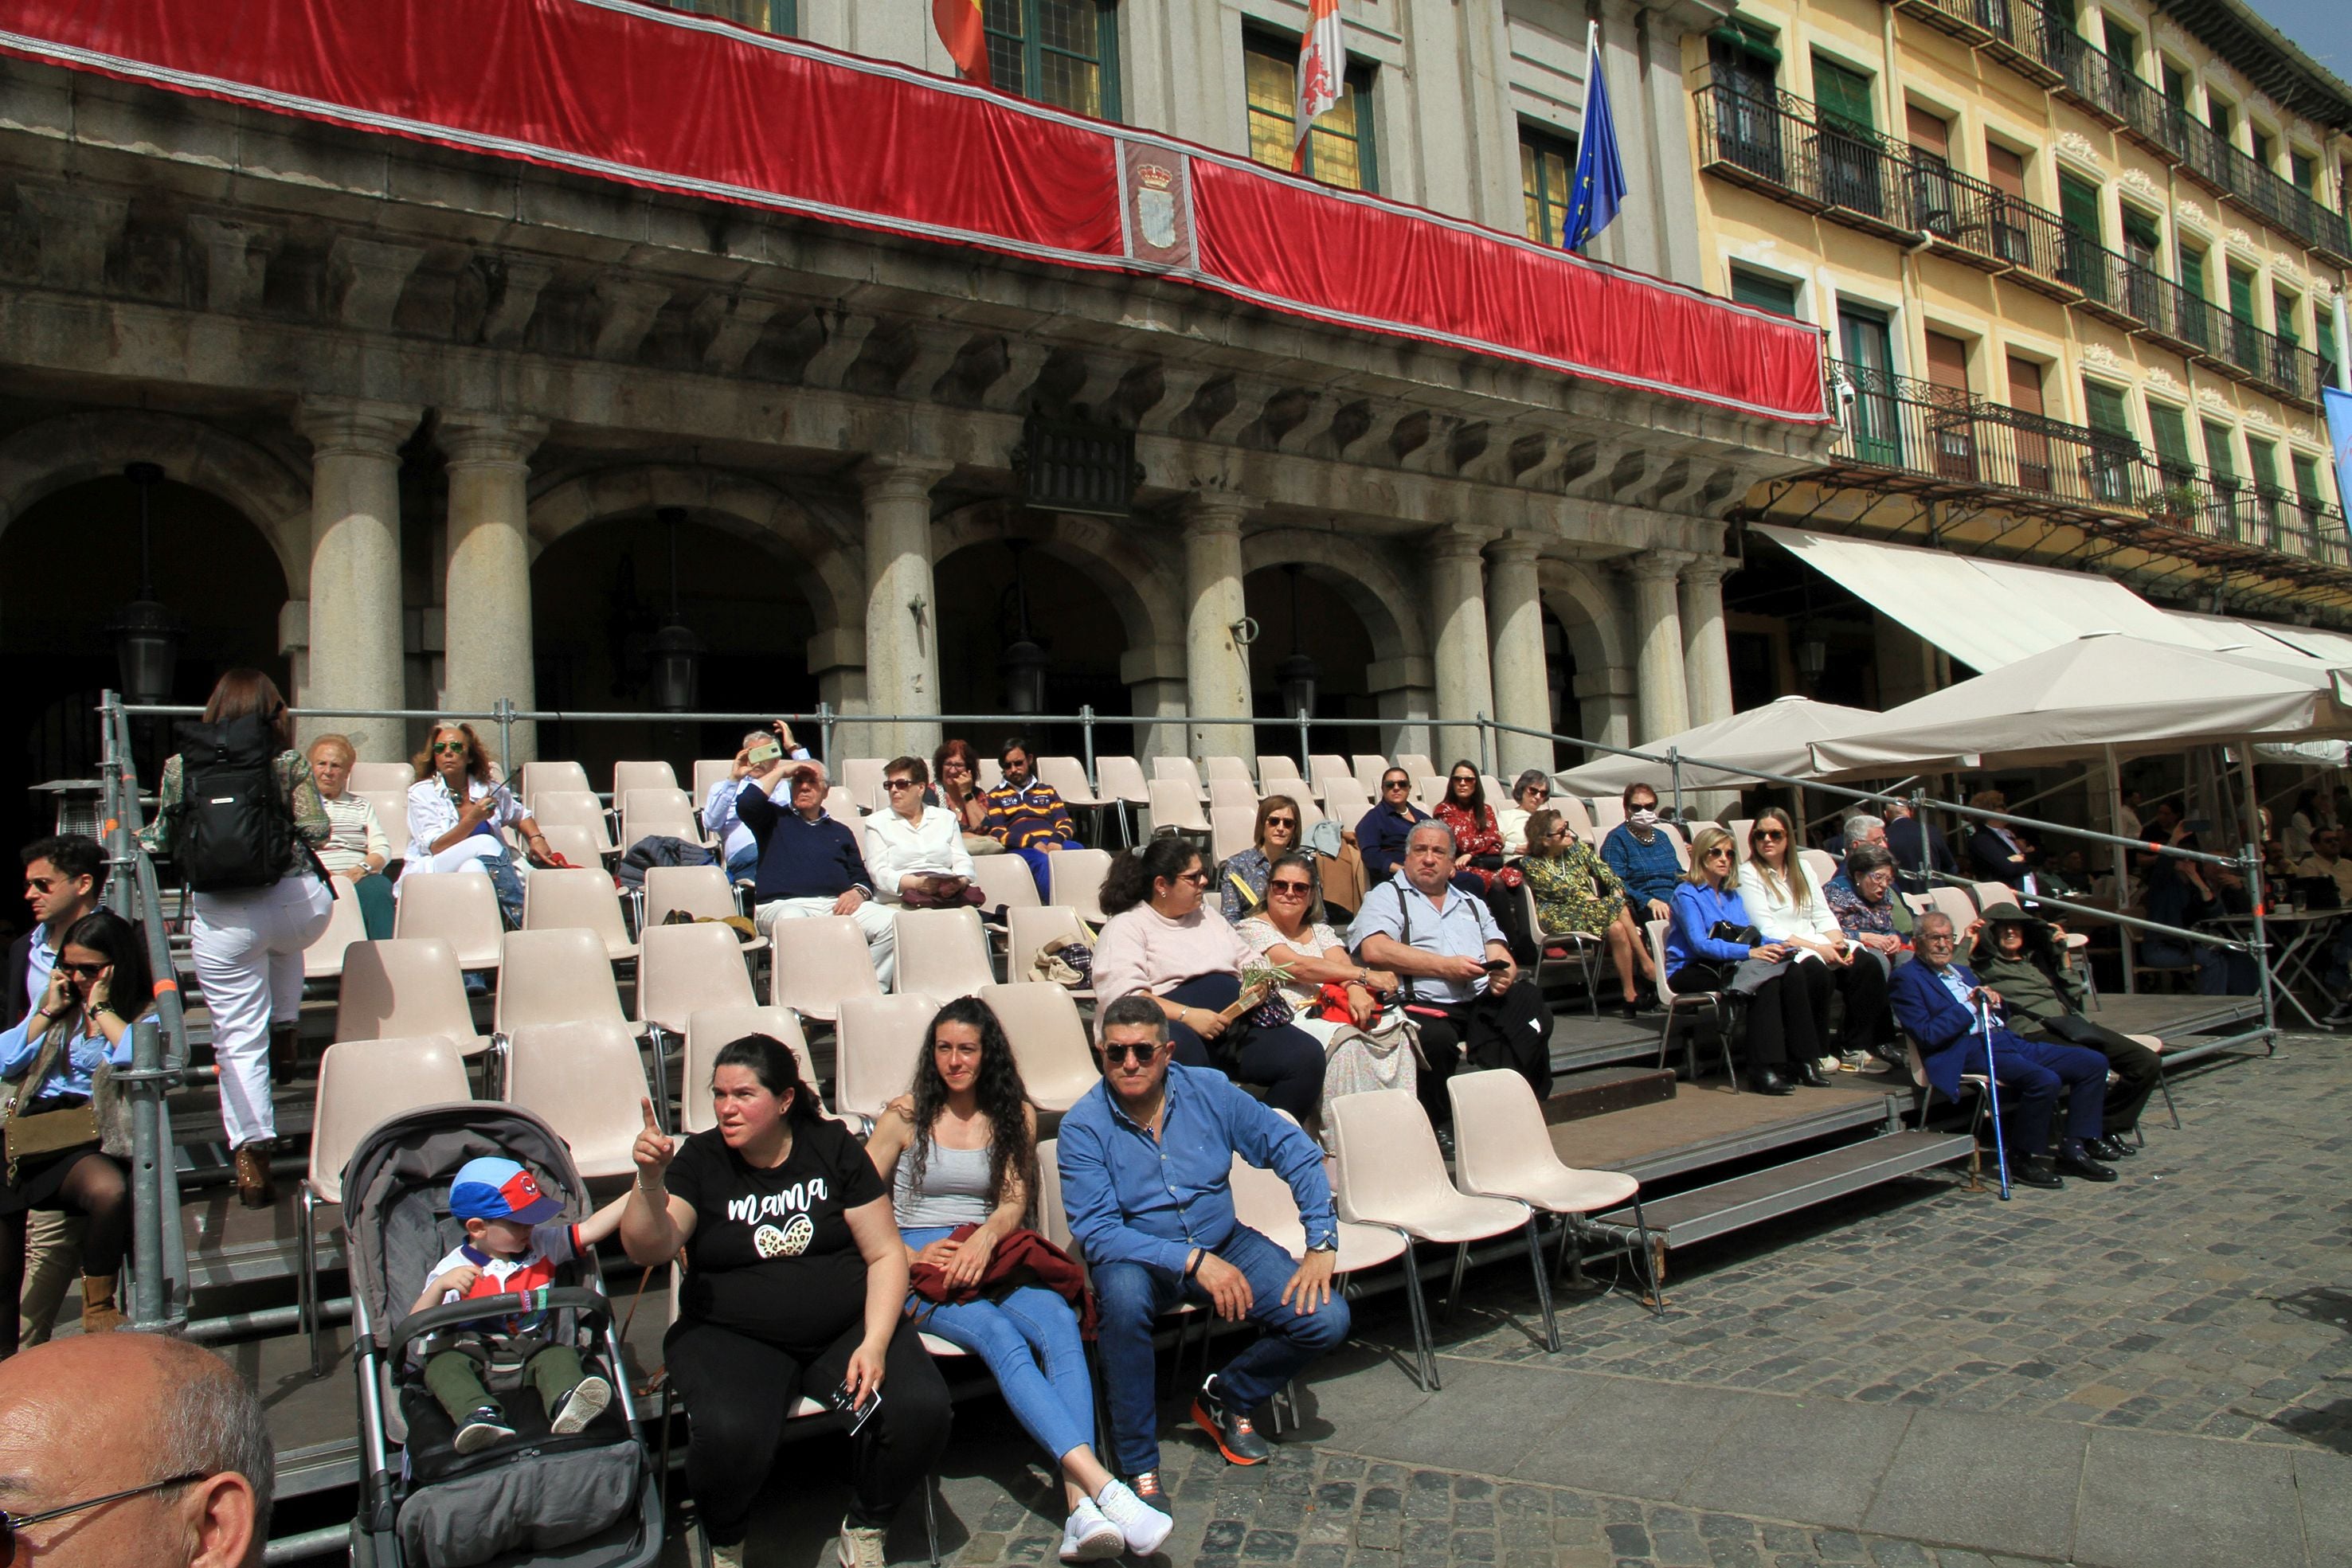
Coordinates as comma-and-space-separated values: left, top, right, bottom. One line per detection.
1442, 1039, 2352, 1451
709, 1038, 2347, 1566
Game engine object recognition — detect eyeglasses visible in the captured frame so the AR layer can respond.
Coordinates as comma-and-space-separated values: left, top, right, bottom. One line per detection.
1098, 1041, 1162, 1066
883, 779, 920, 791
1267, 879, 1313, 894
1753, 830, 1786, 843
58, 963, 106, 980
23, 876, 59, 893
1919, 933, 1957, 945
1382, 780, 1411, 792
2, 1472, 209, 1553
431, 741, 468, 754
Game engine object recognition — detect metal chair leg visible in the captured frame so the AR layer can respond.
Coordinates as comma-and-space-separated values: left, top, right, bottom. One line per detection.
1398, 1238, 1438, 1390
2155, 1060, 2181, 1131
1629, 1192, 1666, 1318
299, 1188, 321, 1378
1444, 1241, 1469, 1320
1712, 998, 1738, 1091
1524, 1219, 1560, 1352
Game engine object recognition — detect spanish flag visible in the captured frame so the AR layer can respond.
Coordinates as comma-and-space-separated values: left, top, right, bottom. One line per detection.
933, 0, 990, 84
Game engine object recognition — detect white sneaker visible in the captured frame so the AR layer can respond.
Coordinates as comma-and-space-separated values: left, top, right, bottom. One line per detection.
695, 1523, 746, 1568
549, 1374, 611, 1435
837, 1519, 887, 1568
1094, 1477, 1174, 1557
1059, 1498, 1125, 1562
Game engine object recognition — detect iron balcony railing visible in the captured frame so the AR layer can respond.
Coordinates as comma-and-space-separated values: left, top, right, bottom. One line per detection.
1824, 358, 2350, 566
2067, 241, 2326, 406
1892, 0, 2352, 260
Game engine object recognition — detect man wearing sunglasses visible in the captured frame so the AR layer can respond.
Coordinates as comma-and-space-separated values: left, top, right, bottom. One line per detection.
0, 1331, 271, 1566
1353, 769, 1439, 887
1057, 993, 1346, 1507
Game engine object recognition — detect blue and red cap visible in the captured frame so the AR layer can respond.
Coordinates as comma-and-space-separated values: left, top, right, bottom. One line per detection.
449, 1156, 564, 1225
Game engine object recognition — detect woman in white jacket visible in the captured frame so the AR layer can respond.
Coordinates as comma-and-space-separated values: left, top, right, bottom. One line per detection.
1735, 807, 1892, 1072
862, 756, 982, 906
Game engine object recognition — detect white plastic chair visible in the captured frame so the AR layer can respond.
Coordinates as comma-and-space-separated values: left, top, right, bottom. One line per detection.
1210, 807, 1258, 868
535, 823, 605, 871
1350, 755, 1392, 799
636, 921, 758, 1037
833, 992, 943, 1126
1036, 755, 1109, 813
976, 982, 1098, 1113
521, 866, 638, 960
612, 760, 679, 800
519, 760, 593, 811
392, 869, 506, 971
691, 758, 736, 804
1203, 757, 1254, 792
683, 1005, 825, 1129
769, 914, 885, 1023
892, 907, 996, 999
1093, 756, 1150, 847
841, 759, 888, 814
1646, 919, 1736, 1089
642, 863, 764, 951
1592, 796, 1629, 835
335, 939, 493, 1058
1207, 779, 1258, 813
1327, 1088, 1554, 1389
1447, 1069, 1657, 1315
300, 1035, 471, 1374
1798, 847, 1838, 889
1308, 755, 1352, 803
619, 788, 701, 856
493, 927, 629, 1037
1395, 753, 1436, 784
507, 1019, 656, 1178
1257, 757, 1312, 802
1153, 756, 1209, 802
531, 789, 617, 856
303, 876, 370, 981
1047, 848, 1113, 922
349, 761, 417, 796
1149, 779, 1211, 837
969, 854, 1042, 912
1520, 882, 1603, 1019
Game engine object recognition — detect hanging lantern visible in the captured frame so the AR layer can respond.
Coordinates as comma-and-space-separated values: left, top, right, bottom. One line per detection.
108, 462, 182, 705
1277, 564, 1319, 721
1000, 538, 1049, 714
649, 506, 701, 714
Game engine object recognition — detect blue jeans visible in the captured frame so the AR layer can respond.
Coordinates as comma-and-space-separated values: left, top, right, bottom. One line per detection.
725, 843, 761, 882
1010, 842, 1078, 900
902, 1226, 1094, 1466
1091, 1222, 1350, 1476
2141, 939, 2257, 995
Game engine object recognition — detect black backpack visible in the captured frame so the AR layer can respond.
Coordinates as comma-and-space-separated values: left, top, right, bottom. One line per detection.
166, 712, 302, 893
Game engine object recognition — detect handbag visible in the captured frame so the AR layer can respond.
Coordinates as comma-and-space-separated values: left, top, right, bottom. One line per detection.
3, 1019, 128, 1178
1031, 936, 1094, 988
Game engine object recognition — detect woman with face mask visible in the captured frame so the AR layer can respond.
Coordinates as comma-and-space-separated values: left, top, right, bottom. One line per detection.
1600, 784, 1684, 934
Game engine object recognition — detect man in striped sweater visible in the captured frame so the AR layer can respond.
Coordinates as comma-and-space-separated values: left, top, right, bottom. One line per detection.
981, 740, 1081, 899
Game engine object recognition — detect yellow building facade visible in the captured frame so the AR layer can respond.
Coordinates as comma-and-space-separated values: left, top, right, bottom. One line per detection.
1683, 0, 2352, 701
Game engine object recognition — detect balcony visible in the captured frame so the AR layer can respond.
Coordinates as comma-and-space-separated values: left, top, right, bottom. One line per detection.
1822, 357, 2350, 569
1886, 0, 2352, 262
1695, 84, 1917, 241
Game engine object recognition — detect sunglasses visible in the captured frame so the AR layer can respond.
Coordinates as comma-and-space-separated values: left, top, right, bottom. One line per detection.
1265, 816, 1297, 828
883, 779, 920, 790
1754, 830, 1786, 843
1098, 1041, 1162, 1066
1703, 847, 1732, 858
58, 962, 108, 980
1267, 879, 1313, 894
431, 741, 468, 754
1382, 780, 1411, 791
2, 1472, 208, 1552
1176, 870, 1210, 886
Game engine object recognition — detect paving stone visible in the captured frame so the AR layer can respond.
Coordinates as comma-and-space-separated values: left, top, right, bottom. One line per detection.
2074, 1426, 2301, 1568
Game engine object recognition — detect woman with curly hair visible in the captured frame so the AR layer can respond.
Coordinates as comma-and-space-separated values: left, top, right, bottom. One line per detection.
1432, 761, 1507, 893
864, 998, 1168, 1562
399, 719, 551, 929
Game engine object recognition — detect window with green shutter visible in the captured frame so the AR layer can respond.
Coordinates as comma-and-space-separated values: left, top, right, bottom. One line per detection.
1730, 266, 1801, 317
2228, 265, 2256, 322
2293, 452, 2326, 522
2082, 379, 2131, 437
1813, 57, 1876, 131
2058, 174, 2104, 299
2247, 437, 2283, 537
985, 0, 1121, 119
2082, 379, 2133, 501
2203, 420, 2241, 534
2147, 401, 2194, 487
2275, 288, 2302, 350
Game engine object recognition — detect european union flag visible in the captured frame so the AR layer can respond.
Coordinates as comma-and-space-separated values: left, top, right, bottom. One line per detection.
1560, 20, 1627, 252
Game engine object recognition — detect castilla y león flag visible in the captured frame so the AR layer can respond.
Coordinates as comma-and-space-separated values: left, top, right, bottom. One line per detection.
933, 0, 989, 84
1292, 0, 1344, 170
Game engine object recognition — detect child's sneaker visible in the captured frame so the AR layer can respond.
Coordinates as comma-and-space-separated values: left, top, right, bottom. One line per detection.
548, 1374, 612, 1436
452, 1406, 514, 1455
1059, 1496, 1125, 1562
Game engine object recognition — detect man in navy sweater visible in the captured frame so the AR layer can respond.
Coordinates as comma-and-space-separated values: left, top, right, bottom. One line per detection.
739, 764, 895, 986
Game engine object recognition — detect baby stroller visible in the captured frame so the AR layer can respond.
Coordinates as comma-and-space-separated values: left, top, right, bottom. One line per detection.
342, 1102, 663, 1568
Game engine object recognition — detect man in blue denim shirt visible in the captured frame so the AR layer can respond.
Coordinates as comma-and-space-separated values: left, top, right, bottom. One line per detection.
1057, 993, 1348, 1507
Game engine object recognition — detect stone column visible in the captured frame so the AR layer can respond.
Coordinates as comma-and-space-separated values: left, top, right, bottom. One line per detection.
1623, 550, 1693, 745
1182, 493, 1254, 758
1679, 554, 1736, 730
439, 412, 546, 768
1573, 667, 1638, 754
1122, 644, 1192, 765
858, 457, 950, 760
296, 396, 418, 762
1429, 526, 1496, 772
1485, 538, 1552, 780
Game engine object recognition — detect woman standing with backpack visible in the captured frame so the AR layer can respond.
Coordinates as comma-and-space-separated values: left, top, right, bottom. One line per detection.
142, 669, 332, 1208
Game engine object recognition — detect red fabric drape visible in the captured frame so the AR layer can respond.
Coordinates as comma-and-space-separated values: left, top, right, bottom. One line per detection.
0, 0, 1826, 422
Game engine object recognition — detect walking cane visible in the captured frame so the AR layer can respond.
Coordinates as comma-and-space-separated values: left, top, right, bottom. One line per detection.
1974, 991, 2011, 1201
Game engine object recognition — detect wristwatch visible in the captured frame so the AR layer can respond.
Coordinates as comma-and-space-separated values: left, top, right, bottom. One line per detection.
1306, 1237, 1338, 1254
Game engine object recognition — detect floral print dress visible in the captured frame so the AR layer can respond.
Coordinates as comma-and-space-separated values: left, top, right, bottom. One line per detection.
1524, 843, 1626, 939
1433, 802, 1506, 892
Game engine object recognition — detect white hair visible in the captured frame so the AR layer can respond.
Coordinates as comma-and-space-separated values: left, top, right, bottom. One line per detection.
1406, 819, 1457, 854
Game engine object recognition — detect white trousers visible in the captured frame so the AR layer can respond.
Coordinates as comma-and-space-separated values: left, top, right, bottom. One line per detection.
191, 873, 335, 1149
755, 895, 897, 989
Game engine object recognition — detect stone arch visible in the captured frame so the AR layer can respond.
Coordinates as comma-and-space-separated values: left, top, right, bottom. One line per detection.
930, 500, 1184, 659
0, 412, 310, 586
1238, 527, 1430, 663
526, 464, 863, 635
1537, 558, 1628, 676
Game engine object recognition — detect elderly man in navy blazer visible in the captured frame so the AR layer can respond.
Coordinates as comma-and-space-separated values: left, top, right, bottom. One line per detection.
1890, 911, 2115, 1190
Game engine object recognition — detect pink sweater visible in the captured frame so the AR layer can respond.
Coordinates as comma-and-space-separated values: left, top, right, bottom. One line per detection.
1089, 903, 1251, 1029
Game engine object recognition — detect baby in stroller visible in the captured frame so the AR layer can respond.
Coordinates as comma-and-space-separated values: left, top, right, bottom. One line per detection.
411, 1156, 627, 1453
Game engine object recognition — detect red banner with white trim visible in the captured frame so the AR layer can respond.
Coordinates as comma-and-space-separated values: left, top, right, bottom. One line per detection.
0, 0, 1827, 423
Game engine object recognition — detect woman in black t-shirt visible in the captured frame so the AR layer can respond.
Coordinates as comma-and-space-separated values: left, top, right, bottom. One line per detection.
623, 1034, 949, 1568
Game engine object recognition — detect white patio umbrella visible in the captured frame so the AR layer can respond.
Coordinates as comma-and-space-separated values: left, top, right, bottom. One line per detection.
1555, 694, 1880, 794
1806, 632, 2350, 779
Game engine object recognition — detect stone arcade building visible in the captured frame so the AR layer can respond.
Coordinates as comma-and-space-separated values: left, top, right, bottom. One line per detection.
0, 2, 1836, 797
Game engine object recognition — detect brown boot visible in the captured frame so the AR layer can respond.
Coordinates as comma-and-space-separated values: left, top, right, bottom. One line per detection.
234, 1143, 276, 1209
77, 1275, 126, 1334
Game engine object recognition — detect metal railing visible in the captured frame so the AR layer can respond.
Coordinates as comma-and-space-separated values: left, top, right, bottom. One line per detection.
1900, 0, 2352, 259
1823, 358, 2350, 562
1695, 83, 1918, 237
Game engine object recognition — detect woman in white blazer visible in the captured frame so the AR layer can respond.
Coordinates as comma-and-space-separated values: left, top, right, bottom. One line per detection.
1735, 807, 1892, 1070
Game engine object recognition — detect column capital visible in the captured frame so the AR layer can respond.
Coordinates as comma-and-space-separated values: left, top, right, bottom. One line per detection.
855, 455, 953, 502
295, 396, 422, 458
1485, 536, 1544, 568
1427, 524, 1494, 562
1622, 548, 1695, 583
1178, 487, 1255, 534
1679, 553, 1733, 588
437, 410, 547, 469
